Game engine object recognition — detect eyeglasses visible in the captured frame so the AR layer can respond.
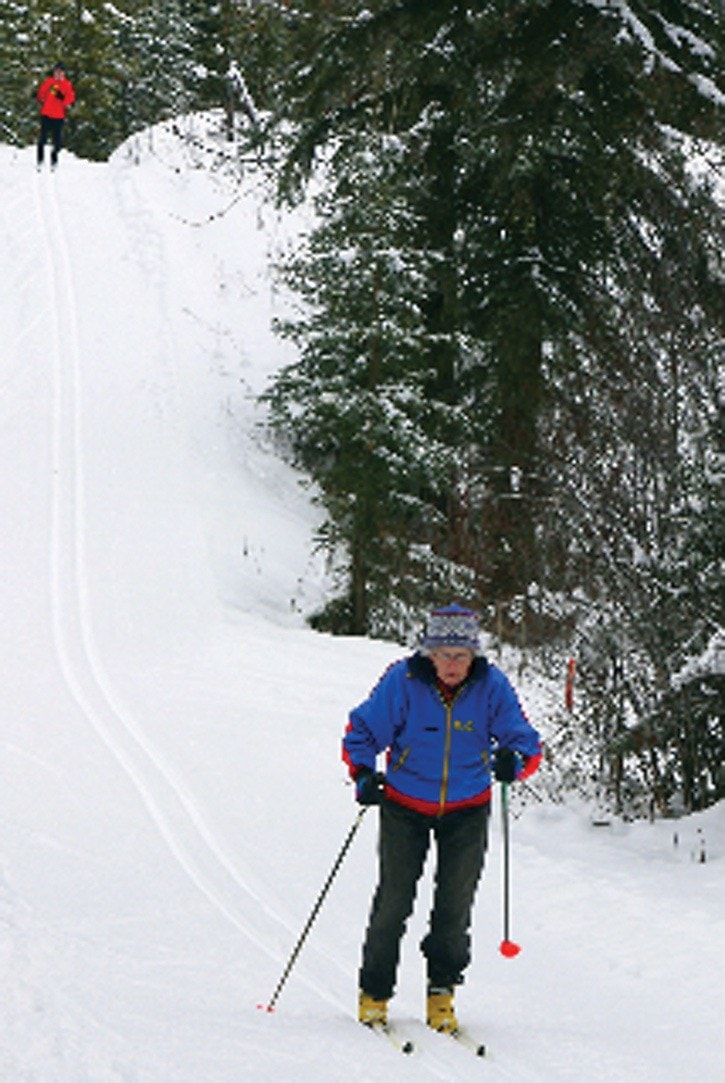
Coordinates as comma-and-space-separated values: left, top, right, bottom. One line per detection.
431, 650, 472, 664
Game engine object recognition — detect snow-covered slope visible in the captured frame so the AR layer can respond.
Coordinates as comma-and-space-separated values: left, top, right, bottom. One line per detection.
1, 122, 722, 1082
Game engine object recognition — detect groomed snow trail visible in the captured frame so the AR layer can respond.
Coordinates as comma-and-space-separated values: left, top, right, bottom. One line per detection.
36, 161, 305, 950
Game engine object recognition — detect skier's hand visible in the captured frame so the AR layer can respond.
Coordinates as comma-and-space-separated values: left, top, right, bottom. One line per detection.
493, 748, 521, 783
355, 768, 386, 805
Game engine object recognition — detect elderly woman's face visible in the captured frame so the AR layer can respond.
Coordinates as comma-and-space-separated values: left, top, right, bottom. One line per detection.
429, 648, 474, 686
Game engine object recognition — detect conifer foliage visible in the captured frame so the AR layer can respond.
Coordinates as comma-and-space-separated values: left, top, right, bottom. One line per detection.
254, 0, 723, 813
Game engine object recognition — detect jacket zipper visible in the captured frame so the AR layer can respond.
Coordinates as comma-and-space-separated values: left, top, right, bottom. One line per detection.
438, 687, 463, 815
392, 747, 410, 771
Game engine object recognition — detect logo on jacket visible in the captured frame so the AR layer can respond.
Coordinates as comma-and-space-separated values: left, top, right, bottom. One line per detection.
454, 719, 474, 732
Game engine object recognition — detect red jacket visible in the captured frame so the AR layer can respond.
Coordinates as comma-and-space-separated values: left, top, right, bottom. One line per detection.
38, 75, 75, 120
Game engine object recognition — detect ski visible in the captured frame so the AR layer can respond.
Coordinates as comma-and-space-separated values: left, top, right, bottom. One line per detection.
430, 1027, 487, 1057
363, 1018, 489, 1058
366, 1021, 415, 1055
452, 1028, 487, 1057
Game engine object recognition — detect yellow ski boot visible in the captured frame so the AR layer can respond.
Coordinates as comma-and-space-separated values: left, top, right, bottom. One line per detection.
426, 986, 458, 1033
358, 991, 388, 1027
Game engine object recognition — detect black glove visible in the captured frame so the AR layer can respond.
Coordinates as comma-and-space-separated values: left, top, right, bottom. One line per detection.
355, 768, 386, 805
494, 748, 520, 783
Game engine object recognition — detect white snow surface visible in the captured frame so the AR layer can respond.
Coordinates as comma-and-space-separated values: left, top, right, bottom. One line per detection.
1, 120, 723, 1082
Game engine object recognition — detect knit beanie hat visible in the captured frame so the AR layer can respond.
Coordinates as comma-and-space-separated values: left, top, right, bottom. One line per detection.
420, 603, 481, 653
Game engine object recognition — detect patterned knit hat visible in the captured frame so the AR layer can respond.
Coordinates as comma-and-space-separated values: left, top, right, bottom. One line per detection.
420, 603, 481, 653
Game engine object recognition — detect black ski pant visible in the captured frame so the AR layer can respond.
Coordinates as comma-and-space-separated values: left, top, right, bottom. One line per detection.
37, 116, 65, 166
359, 800, 490, 1000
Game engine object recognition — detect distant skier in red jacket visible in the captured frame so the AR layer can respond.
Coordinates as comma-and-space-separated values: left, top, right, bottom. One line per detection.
36, 63, 76, 171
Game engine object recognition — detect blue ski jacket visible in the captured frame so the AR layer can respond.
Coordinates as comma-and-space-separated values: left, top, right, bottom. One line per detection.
343, 653, 541, 816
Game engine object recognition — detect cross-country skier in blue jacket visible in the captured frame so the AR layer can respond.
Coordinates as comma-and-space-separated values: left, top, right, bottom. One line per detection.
343, 603, 541, 1032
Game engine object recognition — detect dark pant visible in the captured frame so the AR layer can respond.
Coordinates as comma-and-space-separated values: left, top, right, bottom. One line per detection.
360, 800, 490, 999
37, 116, 65, 166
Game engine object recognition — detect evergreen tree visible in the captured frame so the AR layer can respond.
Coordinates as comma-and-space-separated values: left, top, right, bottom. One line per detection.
124, 0, 197, 136
0, 3, 35, 146
266, 126, 479, 636
258, 0, 722, 624
536, 117, 723, 813
183, 1, 245, 130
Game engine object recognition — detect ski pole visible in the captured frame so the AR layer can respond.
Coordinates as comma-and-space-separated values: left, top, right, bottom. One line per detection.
259, 806, 369, 1012
499, 782, 522, 957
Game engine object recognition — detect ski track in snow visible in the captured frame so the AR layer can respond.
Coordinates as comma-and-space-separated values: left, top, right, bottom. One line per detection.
32, 166, 311, 982
27, 165, 434, 1066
